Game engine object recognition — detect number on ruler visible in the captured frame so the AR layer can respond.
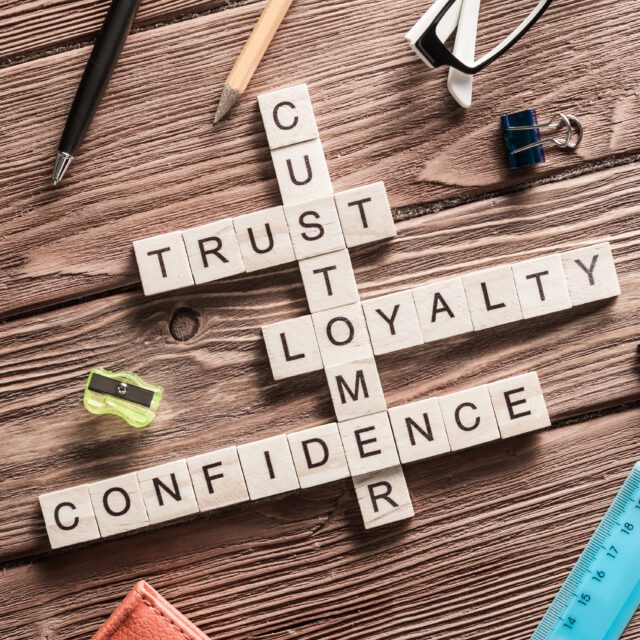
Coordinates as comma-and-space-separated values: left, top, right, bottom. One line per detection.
578, 593, 591, 606
563, 616, 576, 630
591, 569, 605, 583
606, 545, 618, 558
621, 522, 634, 535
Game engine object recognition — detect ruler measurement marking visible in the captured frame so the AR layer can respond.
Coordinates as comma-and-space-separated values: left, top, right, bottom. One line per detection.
530, 463, 640, 640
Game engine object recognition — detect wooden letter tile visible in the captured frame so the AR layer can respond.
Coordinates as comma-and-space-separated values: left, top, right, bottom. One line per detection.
39, 485, 101, 548
271, 138, 333, 205
388, 397, 451, 464
233, 206, 296, 272
262, 314, 324, 380
133, 231, 194, 296
488, 371, 551, 438
88, 472, 149, 537
287, 422, 350, 489
438, 384, 501, 451
312, 303, 373, 367
333, 181, 396, 248
258, 83, 319, 150
338, 411, 400, 477
237, 434, 300, 500
187, 446, 250, 512
353, 466, 414, 529
325, 357, 387, 421
412, 277, 474, 342
462, 265, 523, 330
283, 195, 346, 260
182, 218, 245, 285
511, 254, 572, 319
561, 242, 621, 305
299, 248, 360, 313
362, 290, 423, 355
137, 459, 199, 525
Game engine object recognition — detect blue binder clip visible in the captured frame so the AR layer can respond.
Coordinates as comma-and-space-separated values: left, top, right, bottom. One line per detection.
501, 109, 583, 169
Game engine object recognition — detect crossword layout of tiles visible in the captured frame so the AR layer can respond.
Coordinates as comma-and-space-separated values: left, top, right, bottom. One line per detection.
39, 85, 621, 549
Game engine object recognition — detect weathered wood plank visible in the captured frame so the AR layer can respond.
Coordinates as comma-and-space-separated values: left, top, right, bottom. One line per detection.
0, 0, 259, 63
1, 408, 639, 639
1, 0, 639, 314
1, 161, 639, 562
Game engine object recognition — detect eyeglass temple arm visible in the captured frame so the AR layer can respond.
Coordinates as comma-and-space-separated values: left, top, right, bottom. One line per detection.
447, 0, 480, 108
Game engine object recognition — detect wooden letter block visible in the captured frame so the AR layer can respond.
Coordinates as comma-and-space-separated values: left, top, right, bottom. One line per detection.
88, 472, 149, 537
262, 314, 324, 380
338, 411, 400, 477
258, 83, 319, 150
233, 206, 296, 272
133, 231, 194, 296
287, 422, 350, 489
333, 181, 396, 248
325, 358, 387, 421
271, 138, 333, 205
353, 466, 414, 529
137, 459, 199, 525
186, 446, 250, 512
462, 265, 523, 330
511, 254, 572, 319
362, 290, 423, 355
283, 195, 346, 260
182, 218, 245, 285
488, 371, 551, 438
388, 397, 451, 464
439, 384, 501, 451
312, 303, 373, 367
561, 242, 621, 306
39, 485, 101, 549
299, 248, 360, 313
237, 434, 300, 500
412, 277, 474, 342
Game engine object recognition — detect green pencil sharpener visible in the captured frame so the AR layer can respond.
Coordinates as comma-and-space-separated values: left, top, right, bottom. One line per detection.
83, 368, 163, 428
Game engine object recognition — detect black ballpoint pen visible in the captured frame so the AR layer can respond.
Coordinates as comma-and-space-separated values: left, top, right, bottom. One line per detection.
52, 0, 142, 186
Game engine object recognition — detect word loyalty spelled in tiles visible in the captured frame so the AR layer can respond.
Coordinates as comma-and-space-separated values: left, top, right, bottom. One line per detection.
41, 371, 551, 547
265, 241, 621, 378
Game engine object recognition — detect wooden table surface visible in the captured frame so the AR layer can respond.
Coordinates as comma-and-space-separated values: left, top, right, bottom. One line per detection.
1, 0, 639, 637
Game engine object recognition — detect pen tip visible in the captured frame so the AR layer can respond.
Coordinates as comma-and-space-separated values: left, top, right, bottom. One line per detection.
52, 151, 74, 187
214, 84, 242, 125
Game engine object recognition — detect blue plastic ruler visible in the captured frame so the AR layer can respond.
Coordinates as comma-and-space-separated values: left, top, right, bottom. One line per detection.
531, 462, 640, 640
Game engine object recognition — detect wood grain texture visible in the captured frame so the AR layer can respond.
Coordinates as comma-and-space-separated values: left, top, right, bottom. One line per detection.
1, 160, 639, 562
2, 0, 640, 314
0, 0, 260, 63
1, 409, 639, 639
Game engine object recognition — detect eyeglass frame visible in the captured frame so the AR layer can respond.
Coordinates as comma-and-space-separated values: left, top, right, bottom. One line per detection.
411, 0, 554, 75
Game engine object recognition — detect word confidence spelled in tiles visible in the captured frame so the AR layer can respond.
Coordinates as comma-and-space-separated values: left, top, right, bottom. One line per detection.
39, 370, 552, 545
262, 243, 620, 376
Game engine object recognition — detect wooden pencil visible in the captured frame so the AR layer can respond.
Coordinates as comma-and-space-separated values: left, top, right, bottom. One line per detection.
214, 0, 295, 124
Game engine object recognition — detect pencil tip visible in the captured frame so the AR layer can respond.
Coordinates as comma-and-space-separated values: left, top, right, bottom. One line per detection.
214, 84, 242, 125
52, 151, 74, 186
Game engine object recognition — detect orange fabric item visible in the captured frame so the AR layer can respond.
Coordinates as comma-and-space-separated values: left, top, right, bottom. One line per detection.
92, 580, 210, 640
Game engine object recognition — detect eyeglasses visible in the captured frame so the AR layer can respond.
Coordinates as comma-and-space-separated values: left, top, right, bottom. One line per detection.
406, 0, 553, 76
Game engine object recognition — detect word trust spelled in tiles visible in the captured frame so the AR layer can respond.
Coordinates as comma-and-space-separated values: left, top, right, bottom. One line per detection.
40, 371, 551, 546
134, 84, 397, 299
